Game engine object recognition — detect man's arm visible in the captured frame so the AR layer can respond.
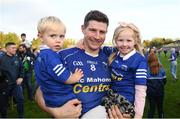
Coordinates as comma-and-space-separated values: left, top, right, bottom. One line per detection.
34, 87, 82, 118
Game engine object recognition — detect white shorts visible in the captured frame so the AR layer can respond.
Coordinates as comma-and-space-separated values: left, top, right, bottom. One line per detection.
81, 105, 107, 119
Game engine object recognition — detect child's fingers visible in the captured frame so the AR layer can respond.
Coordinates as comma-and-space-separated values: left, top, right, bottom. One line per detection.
75, 68, 83, 74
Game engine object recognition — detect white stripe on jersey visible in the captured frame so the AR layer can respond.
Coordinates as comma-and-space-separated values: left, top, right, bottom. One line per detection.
148, 76, 166, 80
53, 64, 62, 71
136, 72, 147, 75
136, 76, 147, 78
55, 66, 63, 74
57, 67, 66, 76
137, 69, 147, 72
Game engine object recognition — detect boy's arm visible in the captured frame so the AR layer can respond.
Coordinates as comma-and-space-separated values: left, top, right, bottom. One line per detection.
65, 68, 84, 84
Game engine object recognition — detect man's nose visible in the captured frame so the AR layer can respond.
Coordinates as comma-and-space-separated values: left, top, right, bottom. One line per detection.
94, 32, 101, 40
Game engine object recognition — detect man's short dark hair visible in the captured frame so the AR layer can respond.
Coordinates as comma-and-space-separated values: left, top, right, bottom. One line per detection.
19, 44, 27, 49
84, 10, 109, 28
21, 33, 26, 37
5, 42, 16, 48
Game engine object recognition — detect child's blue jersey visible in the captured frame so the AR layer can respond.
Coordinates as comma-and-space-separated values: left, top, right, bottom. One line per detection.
103, 47, 147, 104
59, 47, 111, 115
34, 47, 75, 107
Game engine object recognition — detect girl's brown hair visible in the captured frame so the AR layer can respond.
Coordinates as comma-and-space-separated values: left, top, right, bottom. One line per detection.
147, 53, 161, 75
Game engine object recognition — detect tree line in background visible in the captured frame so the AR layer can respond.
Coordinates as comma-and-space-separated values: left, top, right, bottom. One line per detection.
0, 32, 180, 49
0, 32, 78, 49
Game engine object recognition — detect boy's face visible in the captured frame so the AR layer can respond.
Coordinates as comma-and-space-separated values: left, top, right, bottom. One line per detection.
21, 35, 26, 41
39, 24, 65, 52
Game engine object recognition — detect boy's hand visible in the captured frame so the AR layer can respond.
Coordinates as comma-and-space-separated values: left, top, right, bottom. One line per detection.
65, 68, 84, 84
72, 68, 84, 82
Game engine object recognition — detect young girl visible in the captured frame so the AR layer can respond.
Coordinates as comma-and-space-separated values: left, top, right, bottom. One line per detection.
103, 22, 147, 118
147, 52, 166, 118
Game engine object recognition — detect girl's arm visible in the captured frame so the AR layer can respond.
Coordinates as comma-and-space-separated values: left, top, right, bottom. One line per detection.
134, 85, 147, 118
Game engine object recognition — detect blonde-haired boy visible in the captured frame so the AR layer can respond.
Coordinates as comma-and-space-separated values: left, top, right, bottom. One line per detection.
34, 16, 84, 108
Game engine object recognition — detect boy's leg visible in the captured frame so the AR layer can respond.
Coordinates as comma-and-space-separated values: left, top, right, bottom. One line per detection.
81, 105, 107, 119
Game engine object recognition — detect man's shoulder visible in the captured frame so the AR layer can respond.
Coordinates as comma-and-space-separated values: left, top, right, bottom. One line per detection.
60, 47, 79, 53
59, 47, 81, 57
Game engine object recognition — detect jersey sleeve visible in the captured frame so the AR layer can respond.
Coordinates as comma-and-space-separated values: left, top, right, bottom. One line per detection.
46, 53, 71, 83
101, 46, 117, 57
135, 59, 147, 85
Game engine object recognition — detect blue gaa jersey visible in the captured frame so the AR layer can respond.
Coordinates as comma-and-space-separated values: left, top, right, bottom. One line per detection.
103, 47, 147, 104
147, 67, 166, 96
59, 47, 111, 115
34, 46, 76, 107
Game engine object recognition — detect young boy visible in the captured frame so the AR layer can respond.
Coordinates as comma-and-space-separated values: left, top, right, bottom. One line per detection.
34, 16, 84, 108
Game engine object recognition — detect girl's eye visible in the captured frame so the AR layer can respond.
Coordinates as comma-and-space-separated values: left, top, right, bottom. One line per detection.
116, 39, 123, 42
127, 39, 133, 42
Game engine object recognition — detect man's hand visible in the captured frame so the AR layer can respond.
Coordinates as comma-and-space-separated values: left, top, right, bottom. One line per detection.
16, 78, 23, 85
108, 105, 131, 119
48, 99, 82, 118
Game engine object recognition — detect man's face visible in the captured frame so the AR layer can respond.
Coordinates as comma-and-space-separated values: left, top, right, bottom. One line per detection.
18, 46, 25, 53
6, 45, 17, 55
82, 20, 108, 54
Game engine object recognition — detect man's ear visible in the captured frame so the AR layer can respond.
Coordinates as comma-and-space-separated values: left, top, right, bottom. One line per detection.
81, 25, 85, 32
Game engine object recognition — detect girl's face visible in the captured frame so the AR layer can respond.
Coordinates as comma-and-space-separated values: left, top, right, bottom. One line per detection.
115, 28, 136, 55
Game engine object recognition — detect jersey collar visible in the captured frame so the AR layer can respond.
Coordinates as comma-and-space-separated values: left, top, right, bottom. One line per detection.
119, 49, 136, 60
40, 45, 61, 53
85, 51, 99, 57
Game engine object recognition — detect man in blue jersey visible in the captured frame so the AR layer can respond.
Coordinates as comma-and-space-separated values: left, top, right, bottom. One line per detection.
35, 10, 126, 118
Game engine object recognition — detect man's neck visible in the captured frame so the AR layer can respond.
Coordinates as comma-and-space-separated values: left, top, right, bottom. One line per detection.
7, 52, 13, 57
84, 48, 99, 57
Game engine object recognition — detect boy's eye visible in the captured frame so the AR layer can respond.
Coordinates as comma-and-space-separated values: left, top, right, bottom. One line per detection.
59, 35, 65, 39
50, 34, 57, 38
